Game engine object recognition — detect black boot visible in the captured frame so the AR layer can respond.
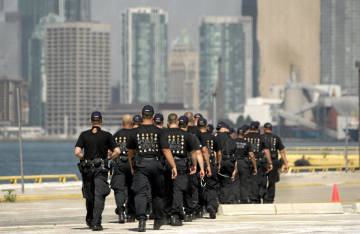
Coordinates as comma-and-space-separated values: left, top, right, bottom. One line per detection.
138, 220, 146, 232
184, 214, 192, 222
153, 219, 164, 230
127, 215, 136, 223
207, 207, 216, 219
91, 224, 103, 231
170, 215, 182, 226
118, 211, 125, 224
86, 219, 93, 228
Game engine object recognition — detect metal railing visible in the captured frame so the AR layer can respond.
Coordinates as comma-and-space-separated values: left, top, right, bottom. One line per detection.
288, 166, 359, 173
0, 174, 79, 184
286, 146, 359, 154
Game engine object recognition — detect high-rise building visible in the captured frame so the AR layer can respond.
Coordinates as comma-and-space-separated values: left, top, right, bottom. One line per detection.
257, 0, 320, 97
18, 0, 91, 82
0, 76, 28, 125
168, 30, 199, 110
28, 13, 65, 127
199, 16, 252, 118
121, 8, 168, 104
0, 12, 21, 78
64, 0, 91, 22
45, 22, 110, 135
320, 0, 360, 96
242, 0, 260, 97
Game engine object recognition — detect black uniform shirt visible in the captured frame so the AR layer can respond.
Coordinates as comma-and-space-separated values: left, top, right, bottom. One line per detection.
75, 126, 117, 160
164, 128, 200, 158
215, 132, 231, 151
188, 126, 201, 139
234, 138, 253, 160
262, 132, 285, 159
127, 124, 169, 157
113, 128, 133, 156
244, 132, 269, 158
199, 131, 219, 163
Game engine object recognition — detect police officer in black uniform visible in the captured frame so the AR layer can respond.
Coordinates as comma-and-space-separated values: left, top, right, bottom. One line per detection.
207, 124, 215, 135
184, 112, 208, 219
154, 113, 164, 128
215, 122, 237, 204
262, 123, 289, 203
127, 105, 177, 232
234, 125, 258, 204
197, 117, 220, 219
164, 114, 204, 226
244, 121, 273, 204
111, 114, 136, 223
75, 111, 120, 231
133, 114, 142, 128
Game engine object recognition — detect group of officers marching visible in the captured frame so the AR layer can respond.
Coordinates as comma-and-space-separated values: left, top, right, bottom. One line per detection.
74, 105, 289, 232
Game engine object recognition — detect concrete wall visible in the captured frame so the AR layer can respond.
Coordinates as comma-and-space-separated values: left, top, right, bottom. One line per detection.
257, 0, 320, 97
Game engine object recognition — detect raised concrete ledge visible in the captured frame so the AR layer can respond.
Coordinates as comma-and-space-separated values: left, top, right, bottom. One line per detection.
219, 203, 344, 215
354, 203, 360, 213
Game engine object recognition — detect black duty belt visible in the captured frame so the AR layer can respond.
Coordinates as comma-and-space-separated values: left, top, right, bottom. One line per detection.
141, 156, 159, 161
222, 154, 235, 160
174, 156, 187, 160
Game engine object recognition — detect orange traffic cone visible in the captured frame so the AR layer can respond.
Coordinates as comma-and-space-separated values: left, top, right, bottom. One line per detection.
330, 184, 341, 202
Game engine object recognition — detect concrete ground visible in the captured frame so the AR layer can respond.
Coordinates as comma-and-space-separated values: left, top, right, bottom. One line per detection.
0, 172, 359, 233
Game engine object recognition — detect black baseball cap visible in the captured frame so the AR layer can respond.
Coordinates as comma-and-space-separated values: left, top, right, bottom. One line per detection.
142, 105, 154, 116
207, 124, 214, 132
229, 127, 235, 134
264, 122, 273, 130
133, 114, 142, 124
250, 121, 260, 130
178, 116, 189, 127
216, 121, 228, 131
154, 113, 164, 124
237, 125, 248, 134
197, 117, 207, 127
91, 111, 102, 121
194, 113, 203, 119
242, 124, 250, 132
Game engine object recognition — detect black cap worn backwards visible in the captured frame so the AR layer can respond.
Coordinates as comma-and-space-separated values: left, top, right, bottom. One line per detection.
133, 114, 142, 124
91, 111, 102, 121
237, 125, 249, 134
154, 113, 164, 124
264, 122, 273, 130
207, 124, 214, 132
197, 117, 207, 127
250, 121, 260, 130
194, 113, 203, 119
216, 121, 228, 131
242, 124, 250, 132
142, 105, 154, 116
178, 115, 189, 127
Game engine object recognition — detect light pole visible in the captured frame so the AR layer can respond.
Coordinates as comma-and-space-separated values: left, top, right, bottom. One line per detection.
16, 88, 24, 194
355, 61, 360, 168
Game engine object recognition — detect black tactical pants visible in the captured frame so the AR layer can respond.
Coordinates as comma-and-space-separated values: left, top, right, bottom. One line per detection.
237, 159, 251, 203
249, 159, 267, 203
219, 159, 237, 204
264, 158, 280, 203
82, 170, 111, 226
163, 161, 173, 218
132, 158, 165, 221
110, 159, 135, 217
171, 158, 192, 217
189, 173, 201, 215
202, 165, 219, 211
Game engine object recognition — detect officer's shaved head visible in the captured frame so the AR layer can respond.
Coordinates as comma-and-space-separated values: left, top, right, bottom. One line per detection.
167, 113, 178, 125
184, 112, 193, 122
122, 114, 133, 128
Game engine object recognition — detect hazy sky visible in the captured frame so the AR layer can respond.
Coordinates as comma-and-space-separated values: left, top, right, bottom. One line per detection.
3, 0, 242, 84
91, 0, 242, 84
